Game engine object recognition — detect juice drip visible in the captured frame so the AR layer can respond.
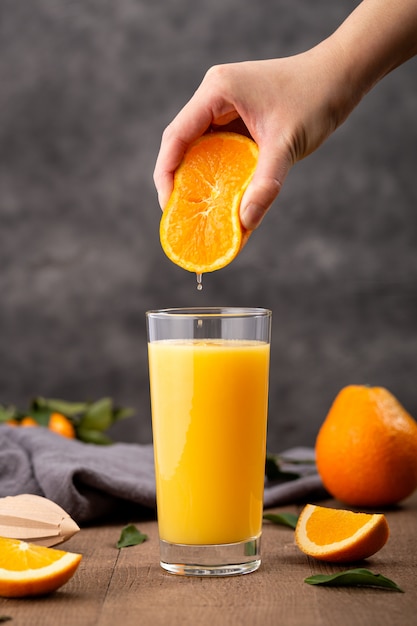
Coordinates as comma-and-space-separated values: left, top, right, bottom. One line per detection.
196, 274, 203, 291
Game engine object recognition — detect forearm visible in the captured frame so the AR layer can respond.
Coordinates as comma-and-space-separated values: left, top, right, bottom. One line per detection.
329, 0, 417, 96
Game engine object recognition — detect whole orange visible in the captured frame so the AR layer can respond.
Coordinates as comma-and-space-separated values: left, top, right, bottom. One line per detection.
48, 412, 76, 439
315, 385, 417, 507
20, 416, 39, 428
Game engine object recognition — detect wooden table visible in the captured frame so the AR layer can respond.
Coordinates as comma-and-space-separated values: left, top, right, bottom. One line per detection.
1, 491, 416, 626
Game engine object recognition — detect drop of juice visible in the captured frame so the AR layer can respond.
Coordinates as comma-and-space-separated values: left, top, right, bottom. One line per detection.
196, 274, 203, 291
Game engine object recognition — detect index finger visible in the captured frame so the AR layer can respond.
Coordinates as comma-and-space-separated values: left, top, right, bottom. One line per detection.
153, 98, 214, 209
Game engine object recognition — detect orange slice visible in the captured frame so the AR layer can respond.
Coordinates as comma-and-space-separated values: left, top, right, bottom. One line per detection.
160, 132, 258, 274
0, 536, 82, 597
295, 504, 389, 563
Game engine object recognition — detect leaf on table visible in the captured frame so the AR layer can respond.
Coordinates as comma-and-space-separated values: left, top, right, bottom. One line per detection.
263, 512, 299, 529
117, 524, 148, 548
265, 454, 300, 481
304, 568, 404, 592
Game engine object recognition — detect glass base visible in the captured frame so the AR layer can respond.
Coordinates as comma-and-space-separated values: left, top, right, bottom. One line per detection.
159, 535, 261, 576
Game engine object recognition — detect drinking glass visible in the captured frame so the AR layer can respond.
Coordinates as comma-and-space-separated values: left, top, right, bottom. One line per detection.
146, 307, 271, 576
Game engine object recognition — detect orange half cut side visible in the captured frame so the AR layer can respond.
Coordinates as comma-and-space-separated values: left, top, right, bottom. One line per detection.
160, 132, 259, 274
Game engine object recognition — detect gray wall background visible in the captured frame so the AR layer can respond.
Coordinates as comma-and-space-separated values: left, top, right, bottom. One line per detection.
1, 0, 417, 453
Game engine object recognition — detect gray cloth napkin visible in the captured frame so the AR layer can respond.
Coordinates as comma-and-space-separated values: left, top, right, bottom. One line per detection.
263, 447, 326, 508
0, 425, 326, 524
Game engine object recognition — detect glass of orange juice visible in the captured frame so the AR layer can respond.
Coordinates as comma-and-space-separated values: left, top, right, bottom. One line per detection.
146, 307, 271, 576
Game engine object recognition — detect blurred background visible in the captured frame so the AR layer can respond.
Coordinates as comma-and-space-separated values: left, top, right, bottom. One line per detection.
1, 0, 417, 453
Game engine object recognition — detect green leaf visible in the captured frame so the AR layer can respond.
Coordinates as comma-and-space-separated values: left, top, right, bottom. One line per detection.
265, 454, 300, 481
304, 568, 404, 592
3, 395, 134, 444
24, 409, 51, 427
80, 398, 113, 432
117, 524, 148, 548
76, 428, 113, 445
112, 406, 135, 422
32, 397, 89, 417
0, 405, 18, 422
263, 512, 299, 529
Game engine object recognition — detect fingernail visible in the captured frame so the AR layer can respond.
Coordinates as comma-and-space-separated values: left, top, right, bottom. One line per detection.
158, 190, 169, 211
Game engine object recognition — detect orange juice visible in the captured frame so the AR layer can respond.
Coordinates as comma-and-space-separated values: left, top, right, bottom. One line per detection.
148, 339, 270, 545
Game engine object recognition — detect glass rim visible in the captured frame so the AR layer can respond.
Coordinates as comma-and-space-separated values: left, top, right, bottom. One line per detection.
146, 307, 272, 319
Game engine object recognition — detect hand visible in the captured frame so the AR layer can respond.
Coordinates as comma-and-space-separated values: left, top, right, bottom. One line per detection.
154, 45, 354, 230
154, 0, 417, 231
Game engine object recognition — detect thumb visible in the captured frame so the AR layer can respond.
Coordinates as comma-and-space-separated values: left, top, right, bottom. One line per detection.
240, 145, 292, 230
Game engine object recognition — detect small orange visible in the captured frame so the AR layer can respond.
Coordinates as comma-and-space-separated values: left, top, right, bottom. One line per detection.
160, 132, 258, 274
48, 412, 76, 439
5, 419, 19, 427
295, 504, 389, 562
20, 416, 39, 428
0, 536, 82, 597
315, 385, 417, 507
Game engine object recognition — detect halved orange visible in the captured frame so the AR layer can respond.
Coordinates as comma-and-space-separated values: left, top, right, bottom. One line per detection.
0, 536, 82, 597
160, 132, 258, 274
295, 504, 389, 563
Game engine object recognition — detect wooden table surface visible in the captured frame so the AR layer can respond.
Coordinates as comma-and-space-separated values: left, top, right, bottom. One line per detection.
1, 491, 416, 626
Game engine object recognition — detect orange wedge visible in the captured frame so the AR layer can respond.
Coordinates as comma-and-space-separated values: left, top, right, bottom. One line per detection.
160, 132, 258, 274
0, 536, 82, 597
295, 504, 389, 563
